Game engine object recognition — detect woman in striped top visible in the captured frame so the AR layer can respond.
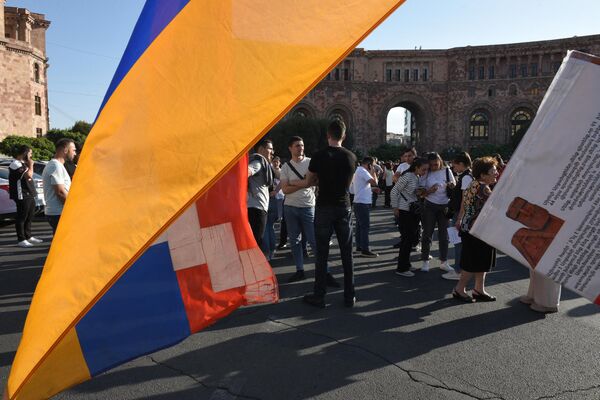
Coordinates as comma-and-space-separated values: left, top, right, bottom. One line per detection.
391, 158, 429, 277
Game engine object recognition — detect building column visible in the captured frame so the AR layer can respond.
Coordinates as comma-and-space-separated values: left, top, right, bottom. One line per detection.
0, 0, 5, 39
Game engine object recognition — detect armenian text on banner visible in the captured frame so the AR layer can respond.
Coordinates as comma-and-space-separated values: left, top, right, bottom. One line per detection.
471, 50, 600, 304
6, 1, 407, 399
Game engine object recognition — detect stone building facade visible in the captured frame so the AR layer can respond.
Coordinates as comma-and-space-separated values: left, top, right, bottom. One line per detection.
0, 0, 50, 140
289, 35, 600, 153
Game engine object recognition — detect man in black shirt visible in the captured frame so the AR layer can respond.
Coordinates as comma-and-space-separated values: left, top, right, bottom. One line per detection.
301, 120, 357, 307
9, 145, 43, 247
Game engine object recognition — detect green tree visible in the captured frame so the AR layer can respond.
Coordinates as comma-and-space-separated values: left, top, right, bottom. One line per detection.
0, 135, 55, 160
368, 143, 404, 162
46, 129, 87, 146
71, 120, 92, 136
265, 117, 339, 158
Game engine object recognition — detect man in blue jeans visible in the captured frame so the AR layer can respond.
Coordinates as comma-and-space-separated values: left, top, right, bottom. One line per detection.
280, 136, 339, 287
298, 120, 357, 308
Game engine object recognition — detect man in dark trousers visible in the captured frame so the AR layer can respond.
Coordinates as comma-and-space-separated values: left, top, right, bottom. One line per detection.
9, 145, 43, 247
247, 139, 275, 246
301, 120, 357, 308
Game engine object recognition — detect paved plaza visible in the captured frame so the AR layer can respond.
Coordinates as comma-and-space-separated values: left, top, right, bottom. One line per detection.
1, 207, 599, 400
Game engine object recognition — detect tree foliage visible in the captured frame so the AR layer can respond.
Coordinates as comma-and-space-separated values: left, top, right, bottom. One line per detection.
46, 129, 87, 146
0, 135, 55, 160
264, 117, 354, 159
368, 143, 404, 162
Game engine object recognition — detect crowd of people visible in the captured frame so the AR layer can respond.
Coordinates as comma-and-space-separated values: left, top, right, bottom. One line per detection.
247, 120, 561, 313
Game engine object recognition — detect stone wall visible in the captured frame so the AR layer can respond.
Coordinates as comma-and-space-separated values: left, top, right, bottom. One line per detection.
290, 35, 600, 153
0, 5, 50, 140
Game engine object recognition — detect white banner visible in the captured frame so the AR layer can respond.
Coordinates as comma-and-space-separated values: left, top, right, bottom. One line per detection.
471, 51, 600, 304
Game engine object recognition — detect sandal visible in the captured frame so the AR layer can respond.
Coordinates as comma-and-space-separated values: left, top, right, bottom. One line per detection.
472, 290, 497, 302
452, 289, 474, 303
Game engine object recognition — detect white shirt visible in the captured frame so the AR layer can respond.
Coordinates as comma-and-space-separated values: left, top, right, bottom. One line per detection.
384, 169, 394, 186
352, 166, 373, 204
280, 158, 315, 208
42, 159, 71, 215
461, 174, 473, 190
397, 162, 410, 174
424, 167, 456, 205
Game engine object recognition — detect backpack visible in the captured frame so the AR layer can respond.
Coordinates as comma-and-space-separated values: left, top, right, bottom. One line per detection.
449, 169, 473, 213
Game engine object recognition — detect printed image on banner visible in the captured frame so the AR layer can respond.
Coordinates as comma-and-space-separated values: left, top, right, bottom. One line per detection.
470, 51, 600, 304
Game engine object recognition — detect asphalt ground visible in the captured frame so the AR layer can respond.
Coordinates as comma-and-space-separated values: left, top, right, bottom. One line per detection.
1, 207, 599, 400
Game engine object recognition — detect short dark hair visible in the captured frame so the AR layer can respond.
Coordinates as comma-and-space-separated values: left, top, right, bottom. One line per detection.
402, 147, 417, 157
255, 138, 273, 152
452, 151, 472, 167
327, 119, 346, 141
15, 145, 32, 158
472, 157, 498, 179
288, 136, 303, 147
55, 138, 75, 152
361, 156, 374, 166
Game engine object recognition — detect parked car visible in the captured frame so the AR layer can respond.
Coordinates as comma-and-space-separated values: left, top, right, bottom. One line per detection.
0, 159, 47, 175
0, 174, 17, 220
0, 167, 45, 217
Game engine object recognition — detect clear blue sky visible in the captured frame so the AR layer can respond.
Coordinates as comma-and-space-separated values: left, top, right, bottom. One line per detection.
8, 0, 600, 129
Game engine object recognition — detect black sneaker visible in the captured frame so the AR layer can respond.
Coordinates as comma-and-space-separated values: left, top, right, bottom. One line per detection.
287, 270, 305, 283
361, 250, 379, 258
303, 293, 326, 308
344, 296, 356, 307
353, 247, 362, 253
277, 243, 288, 250
326, 273, 341, 288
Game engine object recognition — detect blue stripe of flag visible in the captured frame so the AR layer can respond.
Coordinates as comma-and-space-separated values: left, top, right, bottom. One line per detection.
96, 0, 191, 119
76, 242, 190, 376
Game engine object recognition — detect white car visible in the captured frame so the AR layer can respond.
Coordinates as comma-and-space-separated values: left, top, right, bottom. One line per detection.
0, 167, 45, 219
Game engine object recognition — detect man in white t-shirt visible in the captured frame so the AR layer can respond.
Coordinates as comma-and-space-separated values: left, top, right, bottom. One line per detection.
352, 157, 380, 257
393, 147, 417, 182
42, 138, 77, 234
280, 136, 339, 287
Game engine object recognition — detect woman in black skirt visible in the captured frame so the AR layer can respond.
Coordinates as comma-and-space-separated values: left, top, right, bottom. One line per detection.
452, 157, 498, 302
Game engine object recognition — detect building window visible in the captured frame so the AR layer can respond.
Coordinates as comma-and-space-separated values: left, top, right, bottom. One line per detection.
508, 84, 518, 96
422, 68, 428, 82
34, 63, 40, 83
34, 96, 42, 116
395, 69, 401, 81
413, 69, 419, 81
478, 66, 485, 80
511, 109, 533, 136
470, 111, 489, 140
468, 65, 475, 80
530, 63, 538, 77
552, 61, 562, 73
488, 87, 496, 97
488, 65, 495, 79
334, 68, 340, 81
343, 68, 349, 81
386, 69, 392, 82
36, 128, 43, 137
509, 64, 517, 78
404, 69, 410, 82
521, 64, 528, 77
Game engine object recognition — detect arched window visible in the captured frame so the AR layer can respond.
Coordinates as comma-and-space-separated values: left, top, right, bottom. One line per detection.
511, 109, 533, 136
508, 84, 518, 96
470, 111, 489, 140
34, 63, 40, 83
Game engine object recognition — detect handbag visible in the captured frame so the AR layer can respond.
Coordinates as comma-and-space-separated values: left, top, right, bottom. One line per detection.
400, 192, 422, 215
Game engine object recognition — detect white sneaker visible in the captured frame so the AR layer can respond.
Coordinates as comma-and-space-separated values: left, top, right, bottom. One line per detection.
442, 270, 461, 280
17, 240, 34, 248
28, 236, 43, 244
439, 261, 454, 272
396, 270, 415, 277
420, 260, 430, 272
